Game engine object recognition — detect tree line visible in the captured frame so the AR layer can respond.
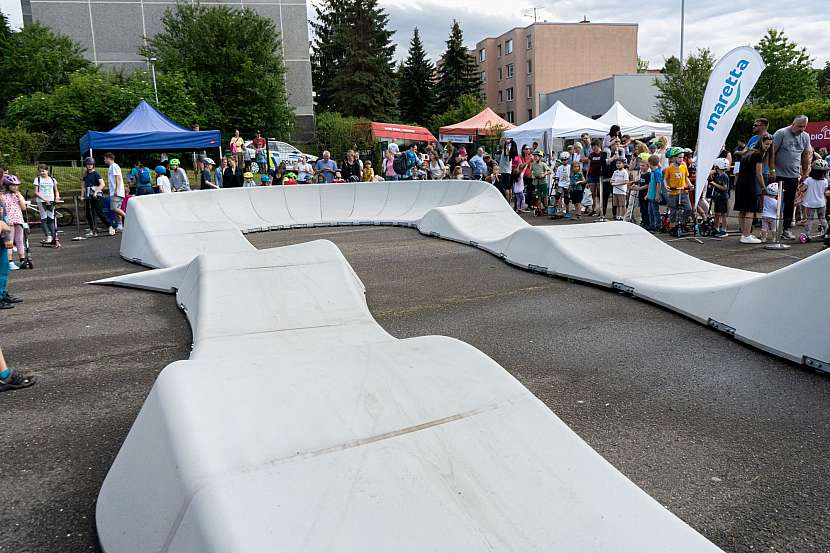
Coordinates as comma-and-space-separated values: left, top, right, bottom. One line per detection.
0, 5, 293, 161
657, 29, 830, 147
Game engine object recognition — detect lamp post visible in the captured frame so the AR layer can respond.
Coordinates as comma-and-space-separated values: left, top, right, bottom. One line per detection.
149, 57, 159, 104
680, 0, 685, 64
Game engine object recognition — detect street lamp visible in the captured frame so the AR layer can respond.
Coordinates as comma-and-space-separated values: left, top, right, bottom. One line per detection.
680, 0, 685, 64
149, 57, 159, 104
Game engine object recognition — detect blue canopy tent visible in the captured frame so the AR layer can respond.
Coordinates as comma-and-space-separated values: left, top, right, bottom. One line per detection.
79, 100, 221, 157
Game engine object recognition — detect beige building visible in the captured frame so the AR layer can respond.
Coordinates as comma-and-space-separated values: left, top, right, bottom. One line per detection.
475, 22, 638, 125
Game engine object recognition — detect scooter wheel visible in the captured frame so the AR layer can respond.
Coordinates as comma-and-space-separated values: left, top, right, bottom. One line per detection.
799, 233, 808, 244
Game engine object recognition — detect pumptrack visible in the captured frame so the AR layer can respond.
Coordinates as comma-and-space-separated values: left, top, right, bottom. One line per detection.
92, 181, 827, 553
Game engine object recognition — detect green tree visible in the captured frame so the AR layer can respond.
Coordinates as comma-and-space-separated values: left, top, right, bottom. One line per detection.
752, 29, 817, 106
0, 22, 91, 112
656, 48, 714, 146
637, 56, 650, 73
143, 3, 293, 138
327, 0, 397, 119
661, 55, 680, 74
435, 21, 479, 113
818, 61, 830, 98
311, 0, 351, 113
0, 11, 13, 57
314, 111, 373, 161
428, 94, 484, 136
397, 28, 435, 126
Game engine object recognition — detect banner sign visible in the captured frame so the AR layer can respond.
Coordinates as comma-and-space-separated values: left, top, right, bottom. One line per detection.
694, 46, 765, 207
439, 134, 472, 143
806, 122, 830, 149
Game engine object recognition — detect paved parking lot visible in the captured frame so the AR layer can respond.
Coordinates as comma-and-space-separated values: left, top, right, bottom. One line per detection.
0, 219, 828, 553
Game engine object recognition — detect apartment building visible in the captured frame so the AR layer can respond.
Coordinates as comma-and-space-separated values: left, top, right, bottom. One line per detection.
475, 22, 638, 125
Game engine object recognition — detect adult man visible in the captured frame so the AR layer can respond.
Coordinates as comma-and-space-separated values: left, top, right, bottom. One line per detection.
315, 151, 338, 183
773, 115, 813, 238
746, 117, 771, 179
103, 152, 125, 231
223, 156, 243, 188
200, 158, 219, 190
81, 157, 114, 236
168, 158, 191, 192
469, 146, 488, 180
579, 133, 592, 174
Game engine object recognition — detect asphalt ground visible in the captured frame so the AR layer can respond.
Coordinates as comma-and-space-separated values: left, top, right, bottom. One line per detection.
0, 215, 828, 553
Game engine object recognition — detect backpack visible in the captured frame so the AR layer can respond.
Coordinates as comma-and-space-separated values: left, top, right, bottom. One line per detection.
138, 167, 152, 186
392, 154, 408, 175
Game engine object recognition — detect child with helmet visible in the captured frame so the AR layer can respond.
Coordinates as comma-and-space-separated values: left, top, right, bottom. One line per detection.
155, 165, 172, 193
168, 158, 190, 192
710, 158, 731, 237
761, 182, 779, 243
1, 175, 29, 269
797, 159, 829, 241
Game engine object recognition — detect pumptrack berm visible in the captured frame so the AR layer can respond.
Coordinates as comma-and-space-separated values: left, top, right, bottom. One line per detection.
92, 181, 828, 553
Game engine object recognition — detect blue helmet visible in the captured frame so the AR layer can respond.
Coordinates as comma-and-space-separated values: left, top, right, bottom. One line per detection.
154, 165, 166, 175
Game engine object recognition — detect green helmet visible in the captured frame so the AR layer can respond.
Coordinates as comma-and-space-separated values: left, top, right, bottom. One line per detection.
169, 158, 180, 166
666, 147, 683, 158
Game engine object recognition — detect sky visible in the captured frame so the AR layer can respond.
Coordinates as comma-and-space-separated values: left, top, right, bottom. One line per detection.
2, 0, 826, 69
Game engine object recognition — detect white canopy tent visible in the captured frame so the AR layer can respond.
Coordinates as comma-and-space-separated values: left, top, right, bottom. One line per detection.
504, 101, 610, 149
597, 102, 673, 139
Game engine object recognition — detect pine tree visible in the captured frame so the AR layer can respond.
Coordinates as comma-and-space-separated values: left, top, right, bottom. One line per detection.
397, 28, 435, 126
435, 20, 480, 114
311, 0, 397, 119
752, 29, 817, 106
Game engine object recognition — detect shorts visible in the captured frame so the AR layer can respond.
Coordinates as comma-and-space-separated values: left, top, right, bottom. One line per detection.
762, 217, 776, 232
37, 200, 56, 219
533, 178, 548, 200
587, 175, 600, 185
570, 188, 583, 204
612, 194, 627, 208
713, 195, 729, 214
558, 186, 570, 204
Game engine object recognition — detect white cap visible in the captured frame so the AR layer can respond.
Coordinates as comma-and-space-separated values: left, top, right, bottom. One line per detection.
559, 151, 570, 160
713, 158, 729, 170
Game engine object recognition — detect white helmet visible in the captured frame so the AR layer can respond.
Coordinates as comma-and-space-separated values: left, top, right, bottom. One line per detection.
766, 182, 779, 196
713, 158, 730, 170
812, 158, 828, 171
559, 151, 570, 160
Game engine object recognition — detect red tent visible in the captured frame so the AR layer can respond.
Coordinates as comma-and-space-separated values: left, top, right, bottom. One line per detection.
371, 122, 436, 143
438, 107, 515, 142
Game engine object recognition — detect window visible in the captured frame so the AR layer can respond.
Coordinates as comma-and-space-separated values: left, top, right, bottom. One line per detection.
505, 39, 513, 54
478, 49, 486, 62
480, 71, 486, 83
497, 67, 503, 80
498, 90, 503, 103
526, 34, 532, 49
506, 111, 515, 123
497, 44, 502, 57
506, 87, 514, 101
527, 109, 533, 120
506, 63, 514, 78
527, 60, 532, 74
526, 84, 532, 99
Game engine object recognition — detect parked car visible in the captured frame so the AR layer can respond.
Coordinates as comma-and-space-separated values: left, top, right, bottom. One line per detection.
244, 140, 317, 169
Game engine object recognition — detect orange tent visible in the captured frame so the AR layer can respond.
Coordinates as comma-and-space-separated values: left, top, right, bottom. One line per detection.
371, 122, 436, 143
438, 107, 515, 142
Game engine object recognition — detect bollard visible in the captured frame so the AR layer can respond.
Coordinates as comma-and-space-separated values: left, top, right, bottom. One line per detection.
764, 180, 790, 250
71, 195, 87, 241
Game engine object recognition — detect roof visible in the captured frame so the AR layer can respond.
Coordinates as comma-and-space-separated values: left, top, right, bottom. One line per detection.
439, 107, 515, 137
476, 21, 638, 46
503, 100, 610, 142
371, 122, 436, 143
79, 100, 221, 154
597, 102, 672, 138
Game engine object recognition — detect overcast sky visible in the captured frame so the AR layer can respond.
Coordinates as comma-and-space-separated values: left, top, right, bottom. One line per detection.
2, 0, 826, 69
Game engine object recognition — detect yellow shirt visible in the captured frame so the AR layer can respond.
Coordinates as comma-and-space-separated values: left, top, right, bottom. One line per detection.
664, 163, 689, 196
362, 167, 375, 182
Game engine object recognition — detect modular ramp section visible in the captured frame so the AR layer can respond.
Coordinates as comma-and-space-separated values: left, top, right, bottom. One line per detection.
120, 182, 829, 368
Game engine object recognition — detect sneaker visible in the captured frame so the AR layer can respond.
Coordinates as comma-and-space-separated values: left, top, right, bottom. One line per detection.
0, 370, 37, 393
21, 259, 33, 269
0, 300, 13, 310
2, 293, 22, 304
782, 230, 796, 240
108, 227, 116, 236
117, 224, 124, 232
740, 235, 762, 244
9, 261, 18, 270
84, 230, 96, 237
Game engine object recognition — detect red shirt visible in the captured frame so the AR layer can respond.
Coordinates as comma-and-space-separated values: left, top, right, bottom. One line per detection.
252, 136, 266, 149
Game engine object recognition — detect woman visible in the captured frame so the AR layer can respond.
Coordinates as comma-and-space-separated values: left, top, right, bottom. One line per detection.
734, 133, 771, 244
444, 141, 455, 164
498, 139, 514, 201
427, 151, 446, 179
519, 144, 534, 208
656, 136, 669, 169
229, 130, 245, 168
382, 150, 399, 181
602, 125, 622, 150
341, 150, 361, 182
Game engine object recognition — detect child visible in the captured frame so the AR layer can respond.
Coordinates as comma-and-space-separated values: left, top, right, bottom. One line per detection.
761, 182, 778, 243
155, 166, 172, 193
452, 166, 463, 180
710, 158, 731, 237
34, 163, 61, 247
513, 170, 527, 213
646, 155, 664, 232
798, 159, 829, 239
242, 171, 257, 188
530, 150, 552, 213
569, 162, 585, 219
263, 174, 277, 186
610, 158, 629, 220
362, 161, 375, 182
628, 156, 651, 227
1, 176, 30, 269
555, 153, 572, 217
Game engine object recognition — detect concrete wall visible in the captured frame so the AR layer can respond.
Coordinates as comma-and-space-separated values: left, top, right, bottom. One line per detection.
475, 22, 637, 125
539, 74, 664, 121
26, 0, 314, 141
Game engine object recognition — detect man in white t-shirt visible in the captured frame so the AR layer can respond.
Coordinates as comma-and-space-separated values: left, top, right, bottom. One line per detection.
104, 152, 125, 231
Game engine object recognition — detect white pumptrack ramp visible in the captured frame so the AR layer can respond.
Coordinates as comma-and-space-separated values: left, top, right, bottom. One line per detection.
93, 181, 826, 553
